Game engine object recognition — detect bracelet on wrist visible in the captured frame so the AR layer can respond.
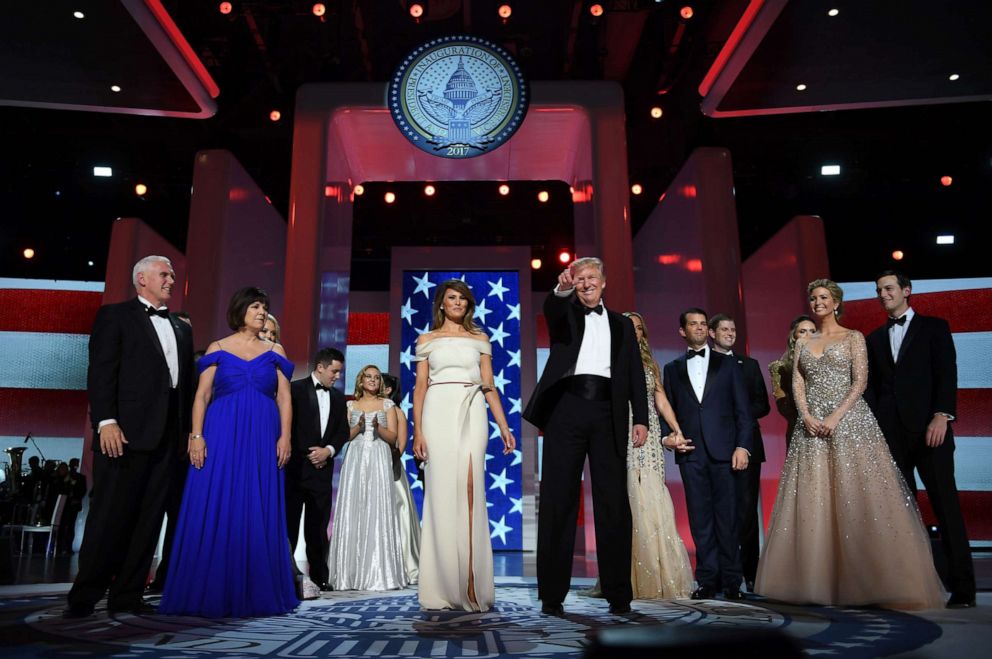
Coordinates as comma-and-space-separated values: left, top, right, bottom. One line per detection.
191, 434, 204, 440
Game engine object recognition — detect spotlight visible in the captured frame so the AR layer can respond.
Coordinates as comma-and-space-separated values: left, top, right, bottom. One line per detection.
940, 175, 953, 187
531, 258, 542, 270
424, 184, 436, 196
650, 106, 663, 119
269, 110, 281, 122
821, 164, 841, 176
409, 3, 424, 19
87, 260, 95, 267
680, 6, 693, 19
589, 4, 604, 17
219, 2, 232, 15
498, 4, 512, 19
796, 83, 807, 91
827, 8, 839, 17
111, 85, 121, 93
23, 248, 35, 260
558, 250, 572, 264
687, 258, 703, 272
936, 235, 955, 245
498, 184, 510, 196
93, 166, 113, 177
354, 184, 365, 196
631, 183, 643, 195
948, 73, 960, 81
892, 250, 904, 261
537, 190, 549, 203
384, 191, 396, 204
73, 11, 85, 19
312, 3, 325, 16
135, 183, 148, 196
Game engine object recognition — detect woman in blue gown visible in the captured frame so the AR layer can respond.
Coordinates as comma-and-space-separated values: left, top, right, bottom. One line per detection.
160, 287, 299, 617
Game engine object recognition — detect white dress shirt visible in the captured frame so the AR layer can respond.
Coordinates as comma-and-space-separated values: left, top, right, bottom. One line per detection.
554, 286, 612, 377
888, 307, 915, 362
686, 345, 709, 402
312, 373, 336, 458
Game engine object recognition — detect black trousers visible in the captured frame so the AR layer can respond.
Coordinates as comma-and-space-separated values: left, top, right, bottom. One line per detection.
735, 459, 762, 585
285, 474, 333, 586
68, 419, 176, 609
537, 392, 632, 606
150, 454, 189, 588
680, 451, 741, 592
887, 423, 975, 597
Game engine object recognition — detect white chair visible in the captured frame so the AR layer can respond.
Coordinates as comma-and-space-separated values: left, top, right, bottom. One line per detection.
15, 494, 67, 556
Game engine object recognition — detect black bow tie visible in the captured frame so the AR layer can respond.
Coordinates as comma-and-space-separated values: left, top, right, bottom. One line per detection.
314, 383, 329, 392
687, 349, 706, 359
146, 306, 169, 319
887, 316, 908, 328
583, 304, 604, 315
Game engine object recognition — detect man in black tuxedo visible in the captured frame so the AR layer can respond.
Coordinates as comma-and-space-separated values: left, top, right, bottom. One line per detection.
286, 347, 349, 590
524, 257, 648, 616
662, 308, 752, 600
65, 256, 194, 617
865, 271, 975, 608
709, 313, 770, 593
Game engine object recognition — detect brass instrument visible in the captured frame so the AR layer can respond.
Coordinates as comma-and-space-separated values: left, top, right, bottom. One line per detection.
3, 446, 28, 496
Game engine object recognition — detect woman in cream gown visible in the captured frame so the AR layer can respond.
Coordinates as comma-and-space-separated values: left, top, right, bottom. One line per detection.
412, 280, 516, 612
755, 279, 944, 610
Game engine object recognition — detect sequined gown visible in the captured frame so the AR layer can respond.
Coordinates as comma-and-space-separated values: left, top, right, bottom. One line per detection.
755, 331, 945, 610
326, 399, 407, 591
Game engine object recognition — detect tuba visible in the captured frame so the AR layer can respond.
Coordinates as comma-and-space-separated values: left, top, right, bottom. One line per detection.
3, 446, 27, 496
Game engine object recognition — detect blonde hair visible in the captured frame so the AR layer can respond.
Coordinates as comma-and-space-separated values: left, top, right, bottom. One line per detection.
623, 312, 661, 387
571, 256, 605, 278
264, 313, 281, 342
353, 364, 384, 400
431, 280, 482, 334
808, 278, 845, 318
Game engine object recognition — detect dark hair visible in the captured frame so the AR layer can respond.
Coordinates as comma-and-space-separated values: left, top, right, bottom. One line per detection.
313, 347, 345, 369
381, 373, 402, 406
175, 310, 191, 321
876, 269, 912, 291
679, 307, 708, 328
431, 279, 482, 334
226, 287, 270, 331
789, 314, 814, 332
708, 313, 734, 330
69, 458, 80, 468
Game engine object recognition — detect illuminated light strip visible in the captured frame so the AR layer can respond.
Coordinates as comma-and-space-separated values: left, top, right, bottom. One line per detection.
140, 0, 220, 98
839, 277, 992, 301
0, 279, 105, 292
698, 0, 767, 98
0, 332, 89, 390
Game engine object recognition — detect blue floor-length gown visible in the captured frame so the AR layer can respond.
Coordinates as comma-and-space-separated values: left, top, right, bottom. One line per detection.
159, 349, 300, 617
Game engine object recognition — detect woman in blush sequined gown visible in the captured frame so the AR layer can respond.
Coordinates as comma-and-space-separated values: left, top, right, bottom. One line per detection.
755, 279, 945, 610
412, 280, 516, 612
326, 365, 406, 591
581, 313, 693, 600
160, 287, 298, 617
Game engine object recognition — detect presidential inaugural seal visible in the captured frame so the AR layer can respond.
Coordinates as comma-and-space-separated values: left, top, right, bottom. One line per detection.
389, 36, 529, 158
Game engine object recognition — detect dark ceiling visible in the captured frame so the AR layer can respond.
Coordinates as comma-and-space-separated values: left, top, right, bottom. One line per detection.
1, 0, 990, 289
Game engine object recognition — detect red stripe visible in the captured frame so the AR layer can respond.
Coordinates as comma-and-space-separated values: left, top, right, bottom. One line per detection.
918, 491, 992, 540
956, 389, 992, 437
536, 314, 549, 348
844, 289, 992, 335
347, 312, 391, 345
0, 290, 102, 334
0, 389, 90, 437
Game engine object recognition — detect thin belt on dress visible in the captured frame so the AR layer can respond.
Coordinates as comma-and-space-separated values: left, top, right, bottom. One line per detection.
425, 381, 486, 453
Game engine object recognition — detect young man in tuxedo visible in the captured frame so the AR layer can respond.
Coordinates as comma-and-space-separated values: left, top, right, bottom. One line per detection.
662, 308, 752, 601
865, 271, 976, 608
65, 256, 194, 618
708, 314, 770, 593
524, 257, 648, 616
286, 347, 349, 591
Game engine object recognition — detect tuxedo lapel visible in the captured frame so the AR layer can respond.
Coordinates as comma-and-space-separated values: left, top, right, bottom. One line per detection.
676, 358, 693, 401
897, 315, 923, 363
701, 353, 721, 402
131, 298, 167, 363
307, 382, 322, 441
608, 312, 622, 368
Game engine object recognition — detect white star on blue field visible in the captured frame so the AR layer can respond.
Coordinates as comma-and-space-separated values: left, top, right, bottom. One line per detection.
399, 270, 523, 549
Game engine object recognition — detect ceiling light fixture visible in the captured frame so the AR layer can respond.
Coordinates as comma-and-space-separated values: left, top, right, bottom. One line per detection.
589, 4, 604, 18
353, 184, 365, 196
531, 258, 542, 270
409, 3, 424, 19
537, 190, 550, 202
796, 83, 807, 91
650, 106, 663, 119
821, 164, 841, 176
424, 184, 436, 196
219, 2, 232, 15
111, 85, 121, 93
498, 4, 512, 19
940, 175, 953, 187
631, 183, 643, 195
135, 183, 148, 196
73, 11, 85, 19
827, 8, 839, 17
498, 184, 510, 196
384, 191, 396, 204
312, 3, 325, 16
948, 73, 960, 81
93, 166, 113, 177
23, 248, 35, 260
936, 235, 955, 245
269, 110, 281, 121
680, 6, 694, 19
892, 250, 904, 261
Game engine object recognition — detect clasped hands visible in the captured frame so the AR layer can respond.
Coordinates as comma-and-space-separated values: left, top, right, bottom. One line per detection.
804, 413, 840, 439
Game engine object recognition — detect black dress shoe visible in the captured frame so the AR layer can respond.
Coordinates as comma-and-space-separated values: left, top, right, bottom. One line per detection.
690, 587, 715, 600
318, 582, 333, 592
541, 602, 565, 616
608, 602, 632, 614
745, 580, 756, 593
109, 601, 157, 615
145, 581, 165, 595
946, 592, 977, 609
62, 603, 95, 619
723, 588, 744, 601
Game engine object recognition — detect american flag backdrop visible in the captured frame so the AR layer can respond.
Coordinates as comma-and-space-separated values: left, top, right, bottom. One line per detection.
398, 270, 524, 550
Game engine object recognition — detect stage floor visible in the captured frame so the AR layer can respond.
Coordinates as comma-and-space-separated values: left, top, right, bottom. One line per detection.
2, 553, 991, 659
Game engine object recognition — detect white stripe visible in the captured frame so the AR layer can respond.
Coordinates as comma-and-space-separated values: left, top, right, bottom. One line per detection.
0, 438, 84, 478
913, 436, 992, 492
0, 278, 104, 292
953, 332, 992, 389
343, 345, 389, 396
839, 277, 992, 301
0, 332, 89, 390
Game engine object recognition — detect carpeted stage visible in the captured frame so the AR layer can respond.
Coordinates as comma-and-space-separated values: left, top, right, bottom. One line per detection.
2, 578, 988, 658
